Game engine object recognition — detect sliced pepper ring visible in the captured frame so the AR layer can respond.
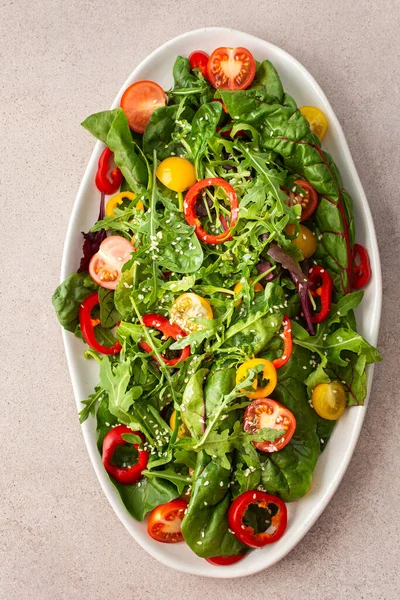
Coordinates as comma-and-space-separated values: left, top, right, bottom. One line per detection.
79, 292, 121, 355
139, 313, 190, 366
352, 243, 371, 289
272, 315, 292, 369
106, 191, 145, 216
228, 490, 288, 547
308, 265, 334, 323
95, 148, 123, 195
183, 177, 239, 245
102, 425, 149, 484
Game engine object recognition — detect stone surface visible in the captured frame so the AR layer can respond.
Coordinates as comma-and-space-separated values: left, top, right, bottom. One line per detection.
1, 1, 399, 598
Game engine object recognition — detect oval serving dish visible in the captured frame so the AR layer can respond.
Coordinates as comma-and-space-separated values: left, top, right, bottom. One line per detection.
60, 27, 382, 578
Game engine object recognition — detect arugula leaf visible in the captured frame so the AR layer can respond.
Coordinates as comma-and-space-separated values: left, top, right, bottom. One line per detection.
79, 387, 103, 424
99, 358, 142, 424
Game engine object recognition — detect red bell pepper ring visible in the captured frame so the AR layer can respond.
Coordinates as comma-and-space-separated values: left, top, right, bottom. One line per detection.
95, 148, 123, 195
205, 554, 246, 566
102, 425, 149, 484
272, 315, 292, 369
352, 243, 371, 289
183, 177, 239, 245
308, 265, 334, 324
139, 314, 190, 367
79, 292, 122, 355
228, 490, 288, 548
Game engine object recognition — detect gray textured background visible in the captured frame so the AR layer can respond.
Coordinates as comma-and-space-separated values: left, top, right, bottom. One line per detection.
1, 1, 399, 598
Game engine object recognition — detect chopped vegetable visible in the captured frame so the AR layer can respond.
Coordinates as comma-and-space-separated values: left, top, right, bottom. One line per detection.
207, 47, 256, 90
105, 191, 144, 216
170, 292, 213, 333
156, 157, 196, 192
148, 499, 188, 543
228, 491, 288, 547
102, 426, 149, 484
95, 147, 123, 195
139, 314, 190, 366
184, 177, 239, 244
308, 265, 334, 323
243, 398, 296, 452
312, 382, 346, 420
272, 315, 292, 369
79, 292, 121, 355
189, 50, 209, 77
236, 358, 277, 399
89, 235, 133, 290
285, 223, 317, 258
300, 106, 328, 140
120, 80, 166, 133
352, 243, 371, 289
283, 179, 318, 222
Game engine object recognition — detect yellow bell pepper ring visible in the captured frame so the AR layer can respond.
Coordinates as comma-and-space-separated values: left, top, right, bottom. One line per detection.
169, 410, 188, 439
236, 358, 277, 399
105, 191, 145, 216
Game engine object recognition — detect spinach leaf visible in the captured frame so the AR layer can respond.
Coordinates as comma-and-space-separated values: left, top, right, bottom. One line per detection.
261, 346, 321, 501
98, 288, 121, 328
82, 108, 148, 192
114, 477, 179, 521
252, 60, 284, 102
52, 272, 98, 332
204, 367, 236, 424
181, 452, 246, 558
143, 103, 195, 159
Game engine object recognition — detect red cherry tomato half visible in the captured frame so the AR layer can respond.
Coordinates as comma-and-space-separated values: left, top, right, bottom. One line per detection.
89, 235, 133, 290
189, 51, 209, 78
243, 398, 296, 453
120, 80, 166, 134
205, 554, 246, 566
207, 47, 256, 90
284, 179, 318, 222
228, 490, 287, 548
147, 499, 188, 543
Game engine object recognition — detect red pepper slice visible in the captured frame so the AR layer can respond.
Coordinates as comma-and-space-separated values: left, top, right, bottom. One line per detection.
308, 265, 334, 324
205, 554, 246, 566
228, 490, 287, 548
95, 148, 123, 195
272, 315, 292, 369
139, 314, 190, 367
184, 177, 239, 245
102, 425, 149, 484
79, 292, 122, 355
352, 243, 371, 289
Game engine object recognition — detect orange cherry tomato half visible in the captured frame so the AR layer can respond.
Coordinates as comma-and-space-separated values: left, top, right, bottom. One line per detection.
207, 47, 256, 90
284, 179, 318, 222
147, 499, 188, 543
205, 554, 246, 566
243, 398, 296, 453
89, 235, 133, 290
120, 80, 166, 134
189, 50, 209, 77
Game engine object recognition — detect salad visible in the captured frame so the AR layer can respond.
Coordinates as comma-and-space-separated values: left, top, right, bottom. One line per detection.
53, 46, 381, 565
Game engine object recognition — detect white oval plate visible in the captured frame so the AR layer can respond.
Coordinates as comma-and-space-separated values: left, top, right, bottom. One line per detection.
60, 27, 382, 578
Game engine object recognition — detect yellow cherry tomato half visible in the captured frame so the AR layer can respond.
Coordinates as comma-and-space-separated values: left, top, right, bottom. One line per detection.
170, 292, 213, 333
106, 191, 145, 216
233, 281, 264, 307
169, 410, 188, 439
236, 358, 277, 399
156, 157, 196, 192
285, 223, 317, 259
300, 106, 328, 140
312, 382, 346, 420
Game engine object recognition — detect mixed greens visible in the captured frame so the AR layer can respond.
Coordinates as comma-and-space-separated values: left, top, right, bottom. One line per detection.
53, 48, 381, 562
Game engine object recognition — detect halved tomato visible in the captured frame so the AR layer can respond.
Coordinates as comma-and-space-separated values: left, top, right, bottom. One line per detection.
243, 398, 296, 452
189, 50, 209, 77
207, 47, 256, 90
284, 179, 318, 222
147, 499, 187, 543
120, 80, 166, 134
89, 235, 133, 290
